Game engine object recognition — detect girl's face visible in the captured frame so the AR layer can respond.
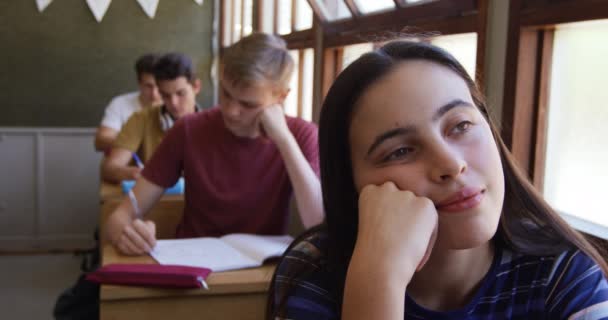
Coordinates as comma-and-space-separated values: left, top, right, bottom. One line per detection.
349, 60, 505, 250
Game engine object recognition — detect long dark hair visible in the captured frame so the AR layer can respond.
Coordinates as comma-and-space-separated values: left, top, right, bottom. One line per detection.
268, 40, 608, 318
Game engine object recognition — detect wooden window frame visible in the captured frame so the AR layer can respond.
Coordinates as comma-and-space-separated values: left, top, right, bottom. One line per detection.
221, 0, 488, 123
502, 0, 608, 187
221, 0, 317, 120
306, 0, 487, 122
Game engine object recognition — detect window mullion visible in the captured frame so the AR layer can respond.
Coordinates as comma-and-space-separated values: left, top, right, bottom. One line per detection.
532, 29, 554, 192
297, 50, 305, 117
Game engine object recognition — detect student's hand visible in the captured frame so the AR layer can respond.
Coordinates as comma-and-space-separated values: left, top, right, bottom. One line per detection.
113, 219, 157, 256
354, 181, 438, 283
258, 104, 291, 144
126, 167, 142, 180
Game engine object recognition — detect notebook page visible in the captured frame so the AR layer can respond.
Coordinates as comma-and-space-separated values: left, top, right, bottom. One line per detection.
150, 238, 260, 272
220, 234, 293, 263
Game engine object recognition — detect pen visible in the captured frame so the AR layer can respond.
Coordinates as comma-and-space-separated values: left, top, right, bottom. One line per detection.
132, 152, 144, 169
197, 276, 209, 290
128, 189, 141, 218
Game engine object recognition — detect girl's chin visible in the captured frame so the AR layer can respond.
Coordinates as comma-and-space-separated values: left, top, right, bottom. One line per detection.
436, 228, 496, 251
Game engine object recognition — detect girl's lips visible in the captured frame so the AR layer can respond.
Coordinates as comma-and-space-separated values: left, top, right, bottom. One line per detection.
436, 189, 485, 213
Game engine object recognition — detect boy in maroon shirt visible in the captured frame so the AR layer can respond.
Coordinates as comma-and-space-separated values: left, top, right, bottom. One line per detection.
105, 33, 323, 255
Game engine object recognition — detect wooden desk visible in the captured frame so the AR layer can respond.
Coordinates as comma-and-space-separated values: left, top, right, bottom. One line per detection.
99, 182, 185, 243
100, 244, 275, 319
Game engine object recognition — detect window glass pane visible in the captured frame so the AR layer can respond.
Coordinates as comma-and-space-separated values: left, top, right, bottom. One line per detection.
278, 0, 292, 35
242, 0, 253, 37
301, 49, 314, 121
341, 43, 374, 71
295, 0, 314, 31
222, 0, 233, 47
354, 0, 394, 14
285, 50, 300, 117
431, 33, 477, 80
258, 0, 274, 33
314, 0, 351, 21
405, 0, 432, 5
544, 19, 608, 228
232, 0, 243, 44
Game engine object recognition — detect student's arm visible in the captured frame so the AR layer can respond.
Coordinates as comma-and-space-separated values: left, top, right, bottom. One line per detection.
94, 126, 119, 152
102, 111, 146, 183
101, 148, 142, 183
342, 182, 437, 320
260, 105, 323, 228
97, 95, 125, 152
105, 176, 164, 255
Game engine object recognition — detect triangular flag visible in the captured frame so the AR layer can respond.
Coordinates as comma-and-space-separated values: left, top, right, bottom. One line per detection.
86, 0, 112, 22
136, 0, 159, 18
36, 0, 53, 12
193, 0, 203, 5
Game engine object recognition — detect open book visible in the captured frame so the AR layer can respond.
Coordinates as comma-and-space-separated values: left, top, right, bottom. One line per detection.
149, 234, 293, 272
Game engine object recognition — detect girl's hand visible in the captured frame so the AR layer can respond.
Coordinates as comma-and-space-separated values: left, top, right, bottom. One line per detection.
355, 181, 438, 283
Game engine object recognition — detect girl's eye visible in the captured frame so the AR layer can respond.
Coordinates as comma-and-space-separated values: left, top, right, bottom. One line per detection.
452, 121, 473, 135
384, 147, 414, 162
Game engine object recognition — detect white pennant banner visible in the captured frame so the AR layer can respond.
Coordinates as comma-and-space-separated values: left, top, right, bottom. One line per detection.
36, 0, 203, 20
136, 0, 159, 18
36, 0, 53, 12
86, 0, 112, 22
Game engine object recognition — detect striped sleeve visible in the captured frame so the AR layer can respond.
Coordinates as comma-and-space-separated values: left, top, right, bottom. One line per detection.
546, 250, 608, 320
272, 234, 339, 320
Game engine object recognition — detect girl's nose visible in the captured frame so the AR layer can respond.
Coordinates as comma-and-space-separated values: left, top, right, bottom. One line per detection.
429, 143, 467, 183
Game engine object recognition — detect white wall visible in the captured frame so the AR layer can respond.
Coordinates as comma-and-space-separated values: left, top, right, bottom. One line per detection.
0, 128, 101, 251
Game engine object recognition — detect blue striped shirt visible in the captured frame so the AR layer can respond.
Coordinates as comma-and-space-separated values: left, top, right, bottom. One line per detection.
272, 232, 608, 319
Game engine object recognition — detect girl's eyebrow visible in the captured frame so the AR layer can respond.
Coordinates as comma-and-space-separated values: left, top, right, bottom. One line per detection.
366, 99, 474, 156
367, 126, 416, 156
432, 99, 474, 121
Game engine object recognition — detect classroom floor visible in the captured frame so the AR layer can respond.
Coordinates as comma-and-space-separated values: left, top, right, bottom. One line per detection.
0, 253, 83, 319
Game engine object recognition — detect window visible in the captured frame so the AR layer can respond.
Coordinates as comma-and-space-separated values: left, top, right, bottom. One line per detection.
543, 19, 608, 228
300, 49, 314, 120
353, 0, 394, 14
315, 0, 351, 21
221, 0, 254, 46
277, 0, 292, 35
339, 33, 477, 79
294, 0, 314, 31
285, 49, 315, 121
431, 33, 477, 80
502, 0, 608, 238
284, 50, 300, 117
341, 43, 374, 71
242, 0, 253, 36
221, 0, 486, 123
221, 0, 316, 121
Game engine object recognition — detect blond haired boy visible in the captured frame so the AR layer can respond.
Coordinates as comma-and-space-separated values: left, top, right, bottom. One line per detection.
105, 33, 323, 255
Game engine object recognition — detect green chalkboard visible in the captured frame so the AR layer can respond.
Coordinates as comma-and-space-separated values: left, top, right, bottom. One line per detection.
0, 0, 215, 127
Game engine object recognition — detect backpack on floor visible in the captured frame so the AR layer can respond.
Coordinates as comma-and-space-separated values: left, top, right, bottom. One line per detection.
53, 229, 100, 320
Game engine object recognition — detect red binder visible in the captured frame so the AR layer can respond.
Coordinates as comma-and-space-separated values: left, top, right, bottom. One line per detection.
86, 264, 211, 289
